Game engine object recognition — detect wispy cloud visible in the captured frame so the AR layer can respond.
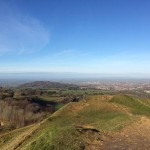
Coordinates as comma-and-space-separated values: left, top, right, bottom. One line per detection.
54, 49, 74, 56
0, 1, 50, 55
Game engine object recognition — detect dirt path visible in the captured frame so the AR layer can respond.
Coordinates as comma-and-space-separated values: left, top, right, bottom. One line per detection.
86, 116, 150, 150
0, 124, 38, 150
0, 117, 49, 150
0, 124, 35, 139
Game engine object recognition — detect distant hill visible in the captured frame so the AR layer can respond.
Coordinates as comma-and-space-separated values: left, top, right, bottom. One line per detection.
19, 81, 79, 89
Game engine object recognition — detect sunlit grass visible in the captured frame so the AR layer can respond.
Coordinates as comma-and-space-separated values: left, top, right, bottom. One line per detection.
110, 94, 150, 116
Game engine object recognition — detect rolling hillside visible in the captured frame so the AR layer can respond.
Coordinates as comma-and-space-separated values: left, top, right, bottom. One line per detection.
0, 94, 150, 150
19, 81, 79, 89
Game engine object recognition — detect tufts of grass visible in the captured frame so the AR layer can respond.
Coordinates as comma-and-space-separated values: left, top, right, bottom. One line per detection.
110, 94, 150, 116
78, 107, 132, 131
0, 125, 34, 147
28, 127, 83, 150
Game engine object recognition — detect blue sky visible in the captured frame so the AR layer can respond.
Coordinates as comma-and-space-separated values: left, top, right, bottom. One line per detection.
0, 0, 150, 76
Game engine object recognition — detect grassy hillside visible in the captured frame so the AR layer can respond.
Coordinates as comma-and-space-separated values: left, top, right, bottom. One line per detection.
0, 94, 150, 150
110, 94, 150, 116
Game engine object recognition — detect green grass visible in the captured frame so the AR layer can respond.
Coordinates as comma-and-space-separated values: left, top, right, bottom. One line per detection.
110, 94, 150, 116
0, 124, 35, 147
54, 103, 65, 110
38, 95, 61, 102
24, 95, 136, 150
140, 99, 150, 107
27, 126, 83, 150
61, 89, 112, 95
1, 94, 147, 150
78, 106, 132, 131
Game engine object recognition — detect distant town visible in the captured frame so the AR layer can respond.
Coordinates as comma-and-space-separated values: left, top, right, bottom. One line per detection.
78, 80, 150, 91
1, 79, 150, 92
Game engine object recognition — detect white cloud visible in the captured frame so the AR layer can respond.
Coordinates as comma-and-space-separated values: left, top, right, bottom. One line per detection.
0, 2, 50, 55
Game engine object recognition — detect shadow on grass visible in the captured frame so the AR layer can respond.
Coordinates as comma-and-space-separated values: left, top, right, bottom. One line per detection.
31, 97, 65, 111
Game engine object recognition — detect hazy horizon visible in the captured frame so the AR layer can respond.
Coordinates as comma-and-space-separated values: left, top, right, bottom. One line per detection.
0, 72, 150, 80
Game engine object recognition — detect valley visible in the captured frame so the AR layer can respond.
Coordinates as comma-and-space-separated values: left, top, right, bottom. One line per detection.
0, 81, 150, 149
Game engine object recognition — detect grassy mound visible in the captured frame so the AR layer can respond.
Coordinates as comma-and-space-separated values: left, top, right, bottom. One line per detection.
20, 95, 134, 150
1, 94, 149, 150
110, 94, 150, 116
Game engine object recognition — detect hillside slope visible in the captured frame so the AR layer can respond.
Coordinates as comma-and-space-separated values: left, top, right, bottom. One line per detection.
19, 81, 79, 89
0, 95, 150, 150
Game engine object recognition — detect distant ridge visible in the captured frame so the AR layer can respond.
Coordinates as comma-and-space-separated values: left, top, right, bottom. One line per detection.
19, 81, 79, 89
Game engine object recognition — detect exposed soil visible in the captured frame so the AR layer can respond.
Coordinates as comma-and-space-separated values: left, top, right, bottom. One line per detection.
85, 116, 150, 150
